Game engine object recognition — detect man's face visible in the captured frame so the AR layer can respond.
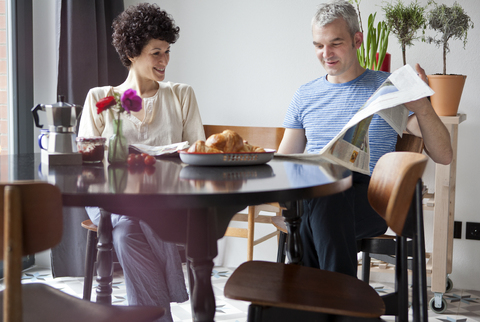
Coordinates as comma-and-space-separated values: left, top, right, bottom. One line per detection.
312, 17, 363, 83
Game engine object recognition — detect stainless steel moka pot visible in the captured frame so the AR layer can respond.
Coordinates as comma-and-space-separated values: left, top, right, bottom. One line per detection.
32, 95, 83, 165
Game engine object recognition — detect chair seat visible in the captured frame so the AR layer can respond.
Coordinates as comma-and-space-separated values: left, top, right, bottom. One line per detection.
367, 234, 396, 240
81, 219, 98, 231
224, 260, 385, 318
359, 235, 398, 255
270, 216, 287, 233
361, 235, 415, 259
0, 283, 164, 322
271, 218, 397, 242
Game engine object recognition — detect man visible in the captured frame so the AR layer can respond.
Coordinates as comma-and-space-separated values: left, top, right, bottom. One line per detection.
278, 0, 452, 277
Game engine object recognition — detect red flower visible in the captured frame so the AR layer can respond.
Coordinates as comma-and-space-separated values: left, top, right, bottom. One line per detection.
96, 96, 116, 114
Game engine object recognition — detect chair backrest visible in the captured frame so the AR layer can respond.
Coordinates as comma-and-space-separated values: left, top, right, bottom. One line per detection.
203, 125, 285, 150
395, 133, 424, 153
1, 182, 63, 321
368, 152, 427, 236
0, 182, 63, 258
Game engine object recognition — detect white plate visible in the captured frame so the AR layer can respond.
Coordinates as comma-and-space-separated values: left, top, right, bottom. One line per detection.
179, 149, 275, 166
180, 164, 274, 180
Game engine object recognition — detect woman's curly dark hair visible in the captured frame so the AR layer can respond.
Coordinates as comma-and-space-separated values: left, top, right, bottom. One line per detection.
112, 3, 180, 68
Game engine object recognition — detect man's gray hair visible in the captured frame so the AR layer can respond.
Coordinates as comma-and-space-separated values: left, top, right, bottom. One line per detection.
312, 0, 360, 38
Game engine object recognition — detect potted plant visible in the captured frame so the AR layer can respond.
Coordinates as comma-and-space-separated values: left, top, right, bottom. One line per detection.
361, 13, 391, 71
349, 0, 391, 71
424, 1, 474, 116
382, 0, 429, 66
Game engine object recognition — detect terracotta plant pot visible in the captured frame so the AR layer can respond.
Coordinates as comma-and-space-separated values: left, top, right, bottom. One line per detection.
428, 74, 466, 116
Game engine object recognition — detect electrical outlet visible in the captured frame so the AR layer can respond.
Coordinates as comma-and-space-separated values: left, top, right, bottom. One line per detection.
466, 222, 480, 240
454, 221, 462, 239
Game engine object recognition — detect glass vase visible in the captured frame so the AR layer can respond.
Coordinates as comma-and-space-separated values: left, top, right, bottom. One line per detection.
108, 119, 128, 164
108, 165, 127, 193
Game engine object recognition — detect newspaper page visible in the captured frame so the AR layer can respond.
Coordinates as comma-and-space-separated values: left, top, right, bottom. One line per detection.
129, 141, 189, 156
275, 64, 434, 175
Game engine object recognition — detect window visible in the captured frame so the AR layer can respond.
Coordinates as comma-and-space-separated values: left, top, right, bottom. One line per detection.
0, 0, 6, 153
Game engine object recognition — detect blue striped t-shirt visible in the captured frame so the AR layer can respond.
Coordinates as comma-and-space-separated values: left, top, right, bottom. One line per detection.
283, 69, 398, 173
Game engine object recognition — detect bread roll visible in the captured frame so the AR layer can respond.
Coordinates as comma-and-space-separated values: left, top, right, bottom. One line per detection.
205, 130, 244, 152
187, 140, 222, 153
189, 130, 266, 153
238, 141, 266, 153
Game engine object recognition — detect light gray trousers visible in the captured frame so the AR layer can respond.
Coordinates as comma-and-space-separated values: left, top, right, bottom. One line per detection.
86, 207, 189, 322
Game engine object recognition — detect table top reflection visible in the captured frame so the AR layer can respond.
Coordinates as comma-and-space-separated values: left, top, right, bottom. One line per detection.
5, 153, 351, 211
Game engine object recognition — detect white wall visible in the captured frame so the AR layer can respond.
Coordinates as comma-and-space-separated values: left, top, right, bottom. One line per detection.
34, 1, 480, 290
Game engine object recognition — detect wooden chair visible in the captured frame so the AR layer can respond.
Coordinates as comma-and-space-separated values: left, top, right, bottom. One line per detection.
81, 219, 103, 301
359, 133, 424, 283
273, 133, 425, 270
395, 133, 424, 154
203, 125, 286, 261
0, 182, 165, 322
224, 152, 429, 322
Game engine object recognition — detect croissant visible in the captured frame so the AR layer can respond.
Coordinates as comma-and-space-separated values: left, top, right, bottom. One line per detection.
187, 140, 222, 153
238, 141, 266, 153
189, 130, 266, 153
205, 130, 244, 153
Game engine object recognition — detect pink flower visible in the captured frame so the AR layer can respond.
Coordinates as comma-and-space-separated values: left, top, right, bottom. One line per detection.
121, 89, 142, 113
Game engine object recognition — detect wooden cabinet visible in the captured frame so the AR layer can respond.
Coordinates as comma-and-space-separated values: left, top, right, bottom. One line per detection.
424, 114, 466, 296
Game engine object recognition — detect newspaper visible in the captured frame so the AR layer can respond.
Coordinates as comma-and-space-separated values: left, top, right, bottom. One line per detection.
129, 141, 189, 156
275, 64, 434, 175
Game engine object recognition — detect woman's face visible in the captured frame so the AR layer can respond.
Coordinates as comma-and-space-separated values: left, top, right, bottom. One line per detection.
130, 38, 170, 82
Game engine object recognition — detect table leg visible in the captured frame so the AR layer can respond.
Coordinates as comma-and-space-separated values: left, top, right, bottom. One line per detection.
96, 209, 113, 304
282, 200, 304, 265
186, 259, 195, 301
186, 208, 218, 322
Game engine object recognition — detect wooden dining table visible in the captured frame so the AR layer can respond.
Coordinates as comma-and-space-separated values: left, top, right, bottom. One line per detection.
5, 152, 352, 322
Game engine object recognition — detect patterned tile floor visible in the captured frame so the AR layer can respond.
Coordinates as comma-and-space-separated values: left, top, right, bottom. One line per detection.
2, 265, 480, 322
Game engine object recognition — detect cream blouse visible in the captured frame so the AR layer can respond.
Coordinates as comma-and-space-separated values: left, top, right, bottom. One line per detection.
78, 81, 205, 146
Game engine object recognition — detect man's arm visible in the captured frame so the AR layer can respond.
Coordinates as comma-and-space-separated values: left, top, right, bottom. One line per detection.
404, 64, 453, 165
278, 128, 307, 154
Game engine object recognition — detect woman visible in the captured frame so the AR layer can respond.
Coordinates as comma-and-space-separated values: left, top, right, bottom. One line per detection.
78, 4, 205, 321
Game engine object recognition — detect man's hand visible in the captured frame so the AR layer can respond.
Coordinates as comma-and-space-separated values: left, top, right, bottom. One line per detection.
405, 63, 453, 165
415, 63, 429, 85
404, 63, 430, 115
